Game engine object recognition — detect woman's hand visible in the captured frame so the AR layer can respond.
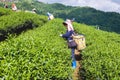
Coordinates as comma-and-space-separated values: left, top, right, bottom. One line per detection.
59, 34, 63, 37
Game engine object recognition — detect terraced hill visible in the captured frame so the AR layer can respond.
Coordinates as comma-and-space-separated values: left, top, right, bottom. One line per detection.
0, 8, 120, 80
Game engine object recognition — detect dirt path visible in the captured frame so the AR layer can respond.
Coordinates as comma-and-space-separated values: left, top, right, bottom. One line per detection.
72, 50, 82, 80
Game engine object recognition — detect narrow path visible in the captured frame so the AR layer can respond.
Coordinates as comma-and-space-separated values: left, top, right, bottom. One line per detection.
72, 50, 82, 80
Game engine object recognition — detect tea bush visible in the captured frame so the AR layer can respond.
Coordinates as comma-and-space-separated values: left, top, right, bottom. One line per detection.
0, 8, 47, 40
0, 19, 73, 80
0, 7, 13, 16
73, 23, 120, 80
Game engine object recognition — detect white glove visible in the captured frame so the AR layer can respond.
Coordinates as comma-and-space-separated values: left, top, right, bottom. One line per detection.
60, 34, 62, 37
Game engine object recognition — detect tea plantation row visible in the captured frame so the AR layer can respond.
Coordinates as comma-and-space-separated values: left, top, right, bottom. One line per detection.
73, 23, 120, 80
0, 19, 74, 79
0, 7, 47, 41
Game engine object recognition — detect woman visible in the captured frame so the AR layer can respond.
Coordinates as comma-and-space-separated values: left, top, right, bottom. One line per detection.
47, 12, 54, 20
60, 19, 76, 68
4, 3, 8, 8
11, 3, 17, 11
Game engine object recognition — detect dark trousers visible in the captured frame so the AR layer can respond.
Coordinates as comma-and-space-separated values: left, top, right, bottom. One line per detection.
71, 48, 75, 60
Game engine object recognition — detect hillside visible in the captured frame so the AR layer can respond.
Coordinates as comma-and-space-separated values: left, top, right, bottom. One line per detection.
0, 0, 119, 33
0, 7, 47, 41
0, 8, 120, 80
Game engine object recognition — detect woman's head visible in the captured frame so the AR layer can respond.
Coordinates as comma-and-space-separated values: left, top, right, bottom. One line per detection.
63, 19, 72, 25
63, 22, 67, 27
63, 19, 74, 31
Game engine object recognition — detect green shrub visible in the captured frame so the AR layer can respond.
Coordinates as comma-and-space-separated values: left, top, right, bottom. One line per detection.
73, 22, 120, 80
0, 19, 73, 80
0, 7, 13, 16
0, 11, 47, 40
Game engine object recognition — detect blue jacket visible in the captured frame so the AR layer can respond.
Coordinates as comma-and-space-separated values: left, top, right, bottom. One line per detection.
62, 30, 74, 41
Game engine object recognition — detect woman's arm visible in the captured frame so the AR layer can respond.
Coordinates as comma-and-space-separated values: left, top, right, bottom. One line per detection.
62, 31, 73, 38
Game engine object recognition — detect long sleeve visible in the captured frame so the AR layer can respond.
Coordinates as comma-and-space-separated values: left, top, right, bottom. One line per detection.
62, 31, 74, 40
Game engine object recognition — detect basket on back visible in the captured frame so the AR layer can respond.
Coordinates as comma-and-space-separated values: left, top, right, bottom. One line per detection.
72, 34, 86, 50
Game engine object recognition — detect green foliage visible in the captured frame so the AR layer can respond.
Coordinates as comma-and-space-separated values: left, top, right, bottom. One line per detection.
0, 7, 13, 16
0, 19, 73, 79
0, 8, 47, 40
73, 22, 120, 80
0, 2, 120, 79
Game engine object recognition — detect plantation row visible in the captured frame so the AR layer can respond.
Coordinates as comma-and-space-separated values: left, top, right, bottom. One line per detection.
73, 23, 120, 80
0, 7, 47, 41
0, 7, 13, 16
0, 19, 74, 79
